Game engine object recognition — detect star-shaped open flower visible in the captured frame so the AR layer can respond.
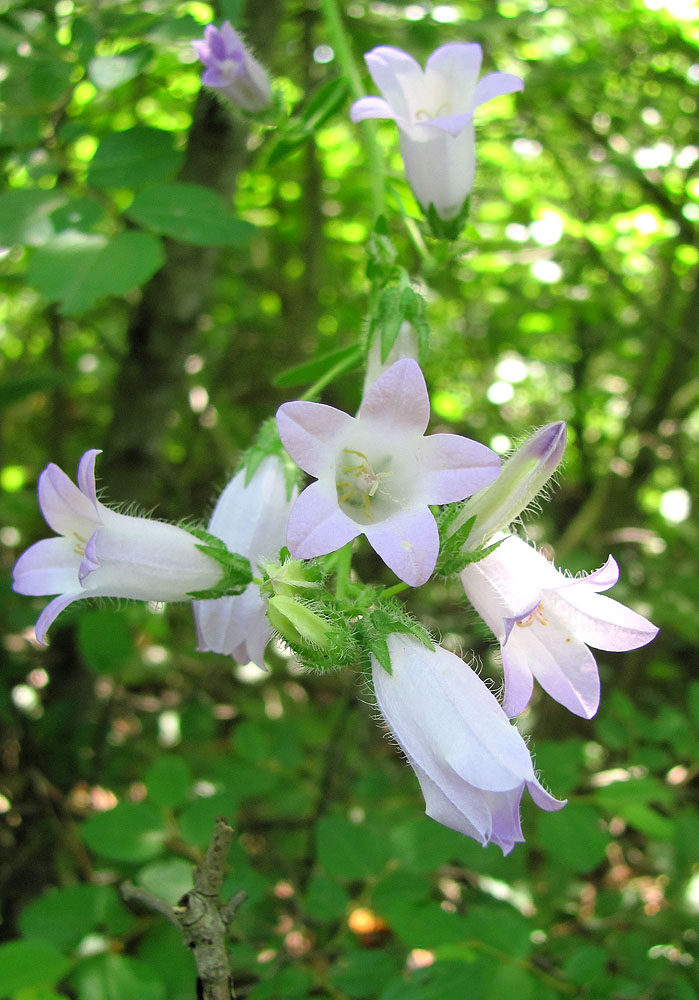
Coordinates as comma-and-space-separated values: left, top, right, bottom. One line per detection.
276, 359, 500, 587
461, 535, 659, 718
12, 450, 224, 644
350, 43, 523, 220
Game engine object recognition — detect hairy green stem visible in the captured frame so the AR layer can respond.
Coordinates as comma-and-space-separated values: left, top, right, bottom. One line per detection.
319, 0, 386, 218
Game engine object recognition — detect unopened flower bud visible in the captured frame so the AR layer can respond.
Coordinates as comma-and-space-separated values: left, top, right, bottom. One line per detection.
267, 595, 334, 650
451, 422, 566, 549
261, 558, 321, 600
193, 22, 272, 113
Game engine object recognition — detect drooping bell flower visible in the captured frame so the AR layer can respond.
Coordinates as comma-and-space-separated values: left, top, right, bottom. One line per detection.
276, 359, 500, 587
12, 451, 224, 644
350, 43, 523, 220
193, 21, 271, 113
193, 456, 295, 669
461, 535, 659, 718
372, 634, 565, 854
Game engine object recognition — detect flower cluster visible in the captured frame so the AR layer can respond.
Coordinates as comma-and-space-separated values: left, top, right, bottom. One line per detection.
10, 33, 661, 857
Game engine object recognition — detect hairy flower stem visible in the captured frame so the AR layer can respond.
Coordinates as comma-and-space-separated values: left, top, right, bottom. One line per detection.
319, 0, 386, 218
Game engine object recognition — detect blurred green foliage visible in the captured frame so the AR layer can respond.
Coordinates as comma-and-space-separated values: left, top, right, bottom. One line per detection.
1, 0, 698, 998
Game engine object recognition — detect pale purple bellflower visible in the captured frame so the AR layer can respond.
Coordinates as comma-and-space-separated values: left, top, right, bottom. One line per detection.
276, 359, 500, 587
193, 21, 271, 113
350, 43, 523, 220
193, 456, 295, 669
373, 634, 565, 853
12, 450, 224, 644
461, 535, 659, 719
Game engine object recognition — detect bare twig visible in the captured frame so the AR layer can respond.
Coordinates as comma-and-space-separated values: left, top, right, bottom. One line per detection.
121, 817, 246, 1000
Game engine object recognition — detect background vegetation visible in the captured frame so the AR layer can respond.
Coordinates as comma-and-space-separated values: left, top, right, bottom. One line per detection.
1, 0, 698, 997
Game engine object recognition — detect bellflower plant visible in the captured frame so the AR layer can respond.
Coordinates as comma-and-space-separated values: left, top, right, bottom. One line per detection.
12, 450, 226, 645
193, 21, 272, 113
276, 359, 500, 587
461, 535, 659, 718
350, 43, 523, 221
194, 456, 295, 669
372, 634, 565, 853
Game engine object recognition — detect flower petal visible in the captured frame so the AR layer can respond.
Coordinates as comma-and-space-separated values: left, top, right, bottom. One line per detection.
499, 646, 534, 717
350, 95, 397, 123
286, 481, 361, 559
424, 42, 483, 114
357, 358, 430, 436
548, 585, 659, 652
38, 462, 100, 537
76, 449, 102, 505
364, 505, 438, 586
12, 537, 81, 596
472, 71, 524, 110
527, 777, 566, 813
505, 623, 601, 719
194, 586, 271, 668
34, 592, 83, 645
398, 125, 476, 219
364, 46, 424, 121
277, 401, 354, 478
416, 432, 500, 504
208, 456, 291, 564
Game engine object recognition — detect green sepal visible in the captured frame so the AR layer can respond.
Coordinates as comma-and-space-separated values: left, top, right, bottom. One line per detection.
437, 532, 506, 577
435, 508, 477, 575
186, 527, 253, 599
355, 601, 434, 676
425, 197, 471, 241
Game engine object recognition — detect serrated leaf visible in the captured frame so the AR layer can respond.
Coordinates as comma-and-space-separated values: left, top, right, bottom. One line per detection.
126, 184, 254, 247
88, 127, 183, 189
27, 230, 165, 315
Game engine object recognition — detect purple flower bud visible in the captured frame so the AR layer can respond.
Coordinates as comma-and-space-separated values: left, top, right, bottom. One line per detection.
193, 21, 272, 113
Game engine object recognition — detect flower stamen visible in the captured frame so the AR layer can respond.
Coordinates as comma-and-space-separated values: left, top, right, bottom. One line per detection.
516, 602, 548, 628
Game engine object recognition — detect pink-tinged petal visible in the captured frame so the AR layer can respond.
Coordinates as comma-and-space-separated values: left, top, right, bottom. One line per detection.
549, 586, 658, 652
527, 777, 566, 813
412, 755, 492, 843
34, 592, 82, 645
507, 624, 601, 719
277, 401, 354, 478
12, 538, 81, 596
364, 505, 438, 586
358, 358, 430, 436
350, 96, 397, 123
364, 46, 424, 121
500, 643, 535, 717
219, 21, 241, 54
286, 481, 362, 559
76, 449, 101, 505
38, 462, 100, 537
416, 432, 500, 504
192, 39, 209, 61
472, 71, 524, 109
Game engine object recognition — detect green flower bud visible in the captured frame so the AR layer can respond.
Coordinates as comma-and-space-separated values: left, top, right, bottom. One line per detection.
268, 595, 334, 650
261, 558, 322, 600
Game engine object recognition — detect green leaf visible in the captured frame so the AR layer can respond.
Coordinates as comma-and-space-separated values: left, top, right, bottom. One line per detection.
536, 802, 609, 873
144, 755, 192, 810
69, 953, 165, 1000
89, 49, 150, 91
247, 965, 314, 1000
0, 371, 73, 412
315, 815, 391, 881
273, 343, 362, 389
330, 950, 400, 999
27, 230, 165, 315
136, 923, 197, 1000
88, 127, 183, 189
19, 884, 131, 952
78, 609, 135, 676
137, 858, 193, 906
266, 78, 350, 166
0, 939, 70, 996
50, 197, 104, 233
303, 873, 351, 923
81, 802, 167, 863
126, 184, 254, 247
0, 188, 66, 246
